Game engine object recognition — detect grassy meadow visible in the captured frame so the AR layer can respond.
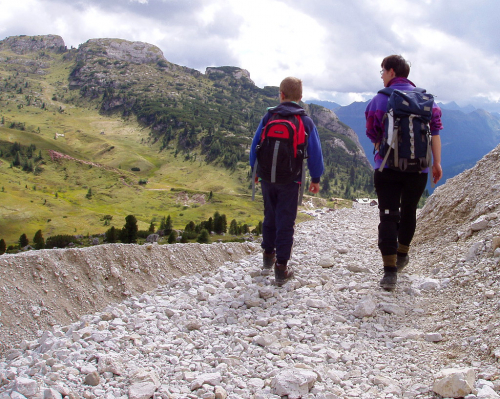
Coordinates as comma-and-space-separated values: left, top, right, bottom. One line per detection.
0, 38, 355, 248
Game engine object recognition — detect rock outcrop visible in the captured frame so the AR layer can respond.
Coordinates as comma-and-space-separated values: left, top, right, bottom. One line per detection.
205, 66, 253, 83
0, 35, 66, 54
77, 38, 166, 65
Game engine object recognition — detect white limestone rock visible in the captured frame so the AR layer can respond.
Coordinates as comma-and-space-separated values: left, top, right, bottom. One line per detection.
97, 354, 125, 375
471, 216, 489, 231
390, 327, 424, 340
43, 388, 63, 399
433, 368, 475, 398
319, 255, 336, 268
419, 278, 440, 291
425, 332, 443, 342
380, 302, 405, 316
271, 368, 317, 399
128, 382, 157, 399
14, 377, 38, 397
353, 296, 377, 318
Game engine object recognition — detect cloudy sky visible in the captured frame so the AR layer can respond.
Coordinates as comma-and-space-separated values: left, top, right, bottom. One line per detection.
1, 0, 500, 110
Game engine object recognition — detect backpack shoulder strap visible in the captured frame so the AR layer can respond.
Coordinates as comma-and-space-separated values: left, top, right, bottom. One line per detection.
377, 87, 394, 97
412, 87, 426, 93
378, 87, 427, 96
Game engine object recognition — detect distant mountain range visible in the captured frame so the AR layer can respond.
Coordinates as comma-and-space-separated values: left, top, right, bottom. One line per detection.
305, 100, 341, 111
309, 98, 500, 190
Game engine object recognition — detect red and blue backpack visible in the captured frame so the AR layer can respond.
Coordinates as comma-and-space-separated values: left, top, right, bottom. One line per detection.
255, 113, 308, 184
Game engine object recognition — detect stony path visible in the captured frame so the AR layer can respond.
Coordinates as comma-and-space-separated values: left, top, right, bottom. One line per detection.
1, 206, 499, 399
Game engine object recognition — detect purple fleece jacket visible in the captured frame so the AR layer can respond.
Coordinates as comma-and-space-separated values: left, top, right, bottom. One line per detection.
365, 77, 443, 171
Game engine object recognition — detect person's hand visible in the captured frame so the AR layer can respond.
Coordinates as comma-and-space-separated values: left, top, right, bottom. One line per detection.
309, 182, 320, 193
432, 163, 442, 184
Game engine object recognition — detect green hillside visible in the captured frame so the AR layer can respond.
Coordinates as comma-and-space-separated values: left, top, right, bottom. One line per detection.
0, 35, 371, 247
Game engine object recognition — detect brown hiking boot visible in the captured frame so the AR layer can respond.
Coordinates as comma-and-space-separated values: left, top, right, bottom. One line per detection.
275, 262, 294, 287
380, 271, 397, 291
396, 255, 409, 272
263, 251, 275, 270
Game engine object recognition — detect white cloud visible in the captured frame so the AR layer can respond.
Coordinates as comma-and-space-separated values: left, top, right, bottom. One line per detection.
224, 0, 327, 89
1, 0, 499, 109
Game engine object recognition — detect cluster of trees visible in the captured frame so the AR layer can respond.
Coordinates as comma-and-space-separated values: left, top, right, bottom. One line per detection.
0, 211, 262, 254
0, 141, 44, 174
0, 230, 46, 254
104, 211, 257, 246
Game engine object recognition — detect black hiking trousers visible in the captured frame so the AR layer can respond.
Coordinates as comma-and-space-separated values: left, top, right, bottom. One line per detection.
260, 180, 299, 264
374, 169, 428, 256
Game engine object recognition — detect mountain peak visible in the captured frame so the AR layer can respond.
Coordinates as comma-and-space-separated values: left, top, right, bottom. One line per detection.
0, 34, 66, 54
78, 38, 166, 65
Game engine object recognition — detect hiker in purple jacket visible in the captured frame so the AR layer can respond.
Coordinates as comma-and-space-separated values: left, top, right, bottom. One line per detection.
365, 55, 443, 290
250, 77, 324, 286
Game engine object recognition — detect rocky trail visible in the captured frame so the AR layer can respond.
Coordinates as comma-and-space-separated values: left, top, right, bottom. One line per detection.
1, 144, 500, 399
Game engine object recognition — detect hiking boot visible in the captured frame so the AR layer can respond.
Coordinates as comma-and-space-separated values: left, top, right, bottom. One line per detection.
380, 271, 397, 291
396, 255, 409, 272
263, 251, 275, 270
275, 262, 294, 287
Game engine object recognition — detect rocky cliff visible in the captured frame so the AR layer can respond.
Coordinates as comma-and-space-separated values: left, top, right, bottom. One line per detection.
0, 34, 66, 54
77, 38, 165, 65
303, 103, 369, 165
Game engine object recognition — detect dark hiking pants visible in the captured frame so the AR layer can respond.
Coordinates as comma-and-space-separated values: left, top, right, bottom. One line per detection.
374, 169, 428, 256
260, 180, 299, 264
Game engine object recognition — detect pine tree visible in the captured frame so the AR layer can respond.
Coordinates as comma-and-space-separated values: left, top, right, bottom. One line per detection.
164, 215, 173, 235
220, 214, 227, 234
0, 239, 6, 255
229, 219, 238, 235
167, 230, 178, 244
121, 215, 138, 243
206, 217, 213, 233
33, 229, 45, 250
105, 226, 117, 243
213, 211, 221, 234
180, 230, 189, 243
19, 233, 29, 248
13, 151, 21, 166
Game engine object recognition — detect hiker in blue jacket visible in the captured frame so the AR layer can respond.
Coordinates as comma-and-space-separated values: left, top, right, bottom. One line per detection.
250, 76, 324, 286
365, 55, 443, 290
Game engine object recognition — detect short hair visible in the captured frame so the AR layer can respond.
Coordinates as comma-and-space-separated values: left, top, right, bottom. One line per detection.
280, 77, 302, 101
381, 55, 410, 78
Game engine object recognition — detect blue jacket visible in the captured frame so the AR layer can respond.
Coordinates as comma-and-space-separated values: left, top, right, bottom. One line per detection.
249, 102, 324, 183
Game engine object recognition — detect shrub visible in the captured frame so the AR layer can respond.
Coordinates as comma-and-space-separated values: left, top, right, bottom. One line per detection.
45, 235, 77, 249
197, 229, 210, 244
0, 239, 5, 255
167, 230, 178, 244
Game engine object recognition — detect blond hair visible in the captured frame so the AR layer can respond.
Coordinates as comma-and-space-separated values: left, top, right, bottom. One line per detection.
280, 77, 302, 102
